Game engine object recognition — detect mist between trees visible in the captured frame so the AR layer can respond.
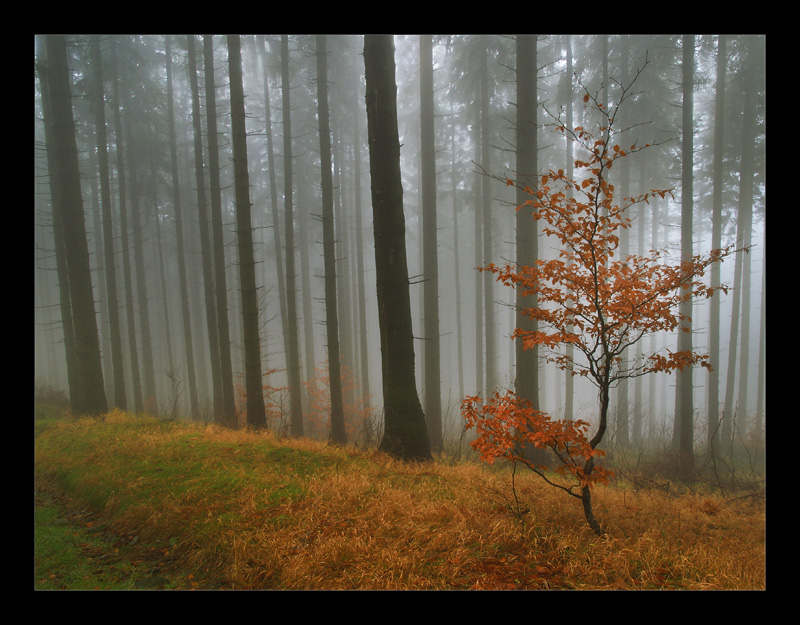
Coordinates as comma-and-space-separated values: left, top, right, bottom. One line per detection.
34, 35, 765, 464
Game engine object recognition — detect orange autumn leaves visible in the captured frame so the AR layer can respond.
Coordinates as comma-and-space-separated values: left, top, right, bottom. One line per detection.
465, 120, 734, 492
463, 391, 613, 490
495, 126, 733, 382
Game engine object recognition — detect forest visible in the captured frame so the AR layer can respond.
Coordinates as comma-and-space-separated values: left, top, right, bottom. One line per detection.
34, 35, 765, 495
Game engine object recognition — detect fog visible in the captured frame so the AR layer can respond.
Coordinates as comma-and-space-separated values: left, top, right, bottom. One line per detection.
34, 35, 765, 454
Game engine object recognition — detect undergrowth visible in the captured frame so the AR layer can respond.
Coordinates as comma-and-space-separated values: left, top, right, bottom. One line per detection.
34, 411, 766, 590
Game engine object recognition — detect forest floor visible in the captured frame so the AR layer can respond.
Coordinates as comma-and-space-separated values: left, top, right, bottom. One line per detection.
34, 410, 766, 591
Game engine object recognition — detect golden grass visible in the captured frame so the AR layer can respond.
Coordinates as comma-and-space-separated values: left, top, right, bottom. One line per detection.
35, 412, 766, 590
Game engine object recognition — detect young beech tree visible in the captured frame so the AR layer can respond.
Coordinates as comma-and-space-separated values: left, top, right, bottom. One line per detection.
463, 66, 737, 536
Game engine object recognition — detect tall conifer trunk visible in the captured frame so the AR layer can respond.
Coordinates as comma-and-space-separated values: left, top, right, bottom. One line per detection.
420, 35, 442, 453
203, 35, 237, 426
90, 35, 127, 411
187, 35, 223, 418
316, 35, 346, 444
42, 35, 107, 416
280, 35, 305, 437
364, 34, 431, 462
165, 36, 200, 420
228, 35, 266, 429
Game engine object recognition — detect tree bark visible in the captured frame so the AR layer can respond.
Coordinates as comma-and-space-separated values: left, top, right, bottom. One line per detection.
515, 34, 549, 467
165, 36, 200, 420
420, 35, 442, 453
258, 37, 290, 409
677, 35, 695, 479
187, 35, 223, 419
364, 34, 431, 462
707, 35, 726, 450
204, 35, 237, 427
316, 35, 347, 444
228, 34, 267, 429
90, 35, 127, 411
280, 35, 305, 437
480, 36, 496, 396
109, 39, 144, 414
42, 35, 108, 416
123, 100, 157, 415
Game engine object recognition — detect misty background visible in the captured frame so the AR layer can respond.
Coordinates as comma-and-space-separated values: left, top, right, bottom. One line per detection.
33, 34, 765, 453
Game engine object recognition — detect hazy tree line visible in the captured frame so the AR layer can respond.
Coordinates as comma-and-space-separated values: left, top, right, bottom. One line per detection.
34, 35, 765, 462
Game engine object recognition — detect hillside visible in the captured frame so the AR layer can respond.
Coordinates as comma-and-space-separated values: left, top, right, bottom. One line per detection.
34, 412, 766, 590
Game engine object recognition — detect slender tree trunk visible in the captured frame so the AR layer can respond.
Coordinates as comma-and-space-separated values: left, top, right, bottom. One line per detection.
514, 34, 539, 409
677, 35, 695, 478
259, 37, 290, 388
364, 34, 431, 462
89, 172, 112, 402
204, 35, 237, 426
419, 35, 442, 453
450, 132, 464, 402
42, 35, 107, 416
165, 36, 200, 420
124, 113, 157, 415
754, 233, 765, 444
109, 39, 144, 414
352, 84, 371, 419
515, 34, 549, 467
90, 35, 127, 411
227, 35, 267, 429
298, 174, 316, 404
707, 35, 726, 450
150, 165, 175, 380
480, 37, 496, 395
316, 35, 346, 444
735, 62, 757, 428
722, 47, 760, 446
187, 35, 223, 419
563, 35, 575, 422
37, 35, 80, 411
280, 35, 305, 437
616, 41, 631, 447
473, 98, 483, 399
333, 136, 355, 412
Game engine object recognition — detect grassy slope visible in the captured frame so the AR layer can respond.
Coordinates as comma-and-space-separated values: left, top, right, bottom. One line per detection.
34, 411, 766, 590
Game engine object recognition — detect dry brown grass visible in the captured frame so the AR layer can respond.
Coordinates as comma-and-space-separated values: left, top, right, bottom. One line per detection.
35, 413, 766, 590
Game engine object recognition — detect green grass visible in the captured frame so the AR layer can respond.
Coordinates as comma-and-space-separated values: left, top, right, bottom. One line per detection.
34, 492, 180, 590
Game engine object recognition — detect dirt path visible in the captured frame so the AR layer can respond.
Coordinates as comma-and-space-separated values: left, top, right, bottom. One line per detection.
34, 478, 213, 590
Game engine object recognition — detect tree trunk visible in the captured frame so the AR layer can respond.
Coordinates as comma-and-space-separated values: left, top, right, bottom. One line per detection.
90, 35, 127, 411
480, 37, 496, 396
450, 132, 465, 402
707, 35, 726, 450
563, 35, 575, 422
37, 35, 80, 411
280, 35, 305, 437
204, 35, 237, 427
165, 36, 200, 420
187, 35, 223, 419
228, 35, 267, 429
735, 72, 756, 427
109, 39, 144, 415
364, 34, 431, 462
514, 34, 539, 409
473, 101, 483, 399
420, 35, 442, 454
42, 35, 107, 416
677, 35, 695, 479
352, 80, 371, 423
316, 35, 347, 444
723, 42, 759, 445
124, 113, 157, 415
515, 34, 549, 467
